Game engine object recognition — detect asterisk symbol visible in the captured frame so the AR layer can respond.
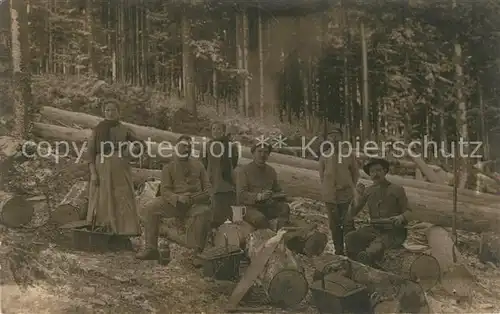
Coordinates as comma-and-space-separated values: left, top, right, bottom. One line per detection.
272, 135, 288, 148
254, 135, 270, 148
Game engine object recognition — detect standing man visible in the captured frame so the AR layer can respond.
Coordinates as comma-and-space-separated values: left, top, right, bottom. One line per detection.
236, 141, 290, 230
202, 122, 239, 228
136, 135, 212, 264
344, 158, 411, 266
319, 125, 359, 255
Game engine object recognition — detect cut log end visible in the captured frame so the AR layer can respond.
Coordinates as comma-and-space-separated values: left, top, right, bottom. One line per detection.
51, 204, 85, 225
407, 254, 440, 291
267, 269, 308, 308
303, 231, 328, 256
0, 193, 34, 227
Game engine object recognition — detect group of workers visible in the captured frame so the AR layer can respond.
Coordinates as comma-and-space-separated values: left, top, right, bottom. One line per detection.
87, 100, 411, 267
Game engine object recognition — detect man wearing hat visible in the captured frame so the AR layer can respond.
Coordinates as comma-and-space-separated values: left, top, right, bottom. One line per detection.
343, 157, 411, 266
235, 140, 290, 230
319, 124, 359, 255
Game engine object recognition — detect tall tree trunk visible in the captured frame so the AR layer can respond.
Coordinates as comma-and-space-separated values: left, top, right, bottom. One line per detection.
10, 0, 32, 139
451, 0, 468, 189
85, 0, 96, 74
235, 14, 244, 114
360, 22, 370, 143
181, 14, 196, 117
478, 81, 489, 160
242, 9, 250, 116
257, 9, 265, 120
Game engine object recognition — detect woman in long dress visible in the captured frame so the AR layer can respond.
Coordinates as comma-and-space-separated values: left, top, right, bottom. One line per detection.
86, 100, 141, 236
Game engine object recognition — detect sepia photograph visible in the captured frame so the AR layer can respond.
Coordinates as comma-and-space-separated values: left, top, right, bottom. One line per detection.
0, 0, 499, 312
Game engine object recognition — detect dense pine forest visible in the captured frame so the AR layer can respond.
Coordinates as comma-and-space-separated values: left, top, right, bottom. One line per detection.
1, 0, 499, 154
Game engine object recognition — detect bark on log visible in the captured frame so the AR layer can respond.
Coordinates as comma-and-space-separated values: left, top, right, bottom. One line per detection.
284, 217, 327, 257
313, 254, 429, 313
245, 229, 308, 307
479, 232, 500, 265
426, 226, 474, 300
51, 181, 89, 225
213, 221, 255, 249
0, 191, 34, 227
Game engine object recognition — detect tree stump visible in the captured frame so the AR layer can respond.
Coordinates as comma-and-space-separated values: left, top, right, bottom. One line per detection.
51, 181, 89, 225
284, 218, 327, 257
479, 232, 500, 265
426, 225, 474, 300
245, 229, 308, 308
213, 221, 255, 249
0, 191, 33, 227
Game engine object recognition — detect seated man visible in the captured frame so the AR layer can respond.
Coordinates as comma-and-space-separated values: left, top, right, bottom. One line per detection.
344, 158, 411, 266
236, 141, 290, 230
136, 135, 212, 263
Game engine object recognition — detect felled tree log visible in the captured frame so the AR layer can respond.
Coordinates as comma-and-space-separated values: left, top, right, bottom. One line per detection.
479, 232, 500, 265
51, 181, 89, 225
283, 217, 327, 257
32, 122, 500, 233
380, 250, 440, 291
426, 226, 474, 300
130, 163, 500, 233
312, 254, 429, 313
245, 229, 308, 308
35, 114, 500, 204
213, 221, 255, 249
0, 191, 34, 227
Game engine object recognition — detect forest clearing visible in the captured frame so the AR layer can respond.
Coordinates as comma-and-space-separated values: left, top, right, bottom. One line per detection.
1, 0, 500, 313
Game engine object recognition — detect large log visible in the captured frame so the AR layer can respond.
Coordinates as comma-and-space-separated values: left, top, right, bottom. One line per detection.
51, 181, 89, 225
37, 109, 500, 202
0, 191, 34, 227
426, 226, 474, 300
128, 163, 500, 233
245, 229, 308, 307
284, 217, 327, 257
312, 254, 429, 313
32, 122, 500, 232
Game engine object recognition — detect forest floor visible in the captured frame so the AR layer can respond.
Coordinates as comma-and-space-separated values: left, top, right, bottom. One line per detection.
1, 75, 500, 313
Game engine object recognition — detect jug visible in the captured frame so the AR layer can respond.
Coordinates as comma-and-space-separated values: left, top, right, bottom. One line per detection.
230, 205, 246, 222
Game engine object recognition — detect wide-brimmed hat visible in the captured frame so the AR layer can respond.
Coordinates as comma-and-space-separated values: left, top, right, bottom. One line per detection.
363, 158, 390, 175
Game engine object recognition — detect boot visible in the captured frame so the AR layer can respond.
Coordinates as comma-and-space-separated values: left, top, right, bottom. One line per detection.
333, 224, 345, 255
136, 214, 160, 260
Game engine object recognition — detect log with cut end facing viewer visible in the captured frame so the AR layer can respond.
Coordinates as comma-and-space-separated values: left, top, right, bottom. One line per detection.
0, 191, 34, 227
245, 229, 308, 308
51, 181, 89, 225
313, 254, 430, 313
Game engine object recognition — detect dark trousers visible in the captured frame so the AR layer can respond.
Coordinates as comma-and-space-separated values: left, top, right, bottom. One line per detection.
345, 225, 408, 261
244, 201, 290, 229
143, 197, 211, 252
325, 202, 353, 255
211, 191, 236, 228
